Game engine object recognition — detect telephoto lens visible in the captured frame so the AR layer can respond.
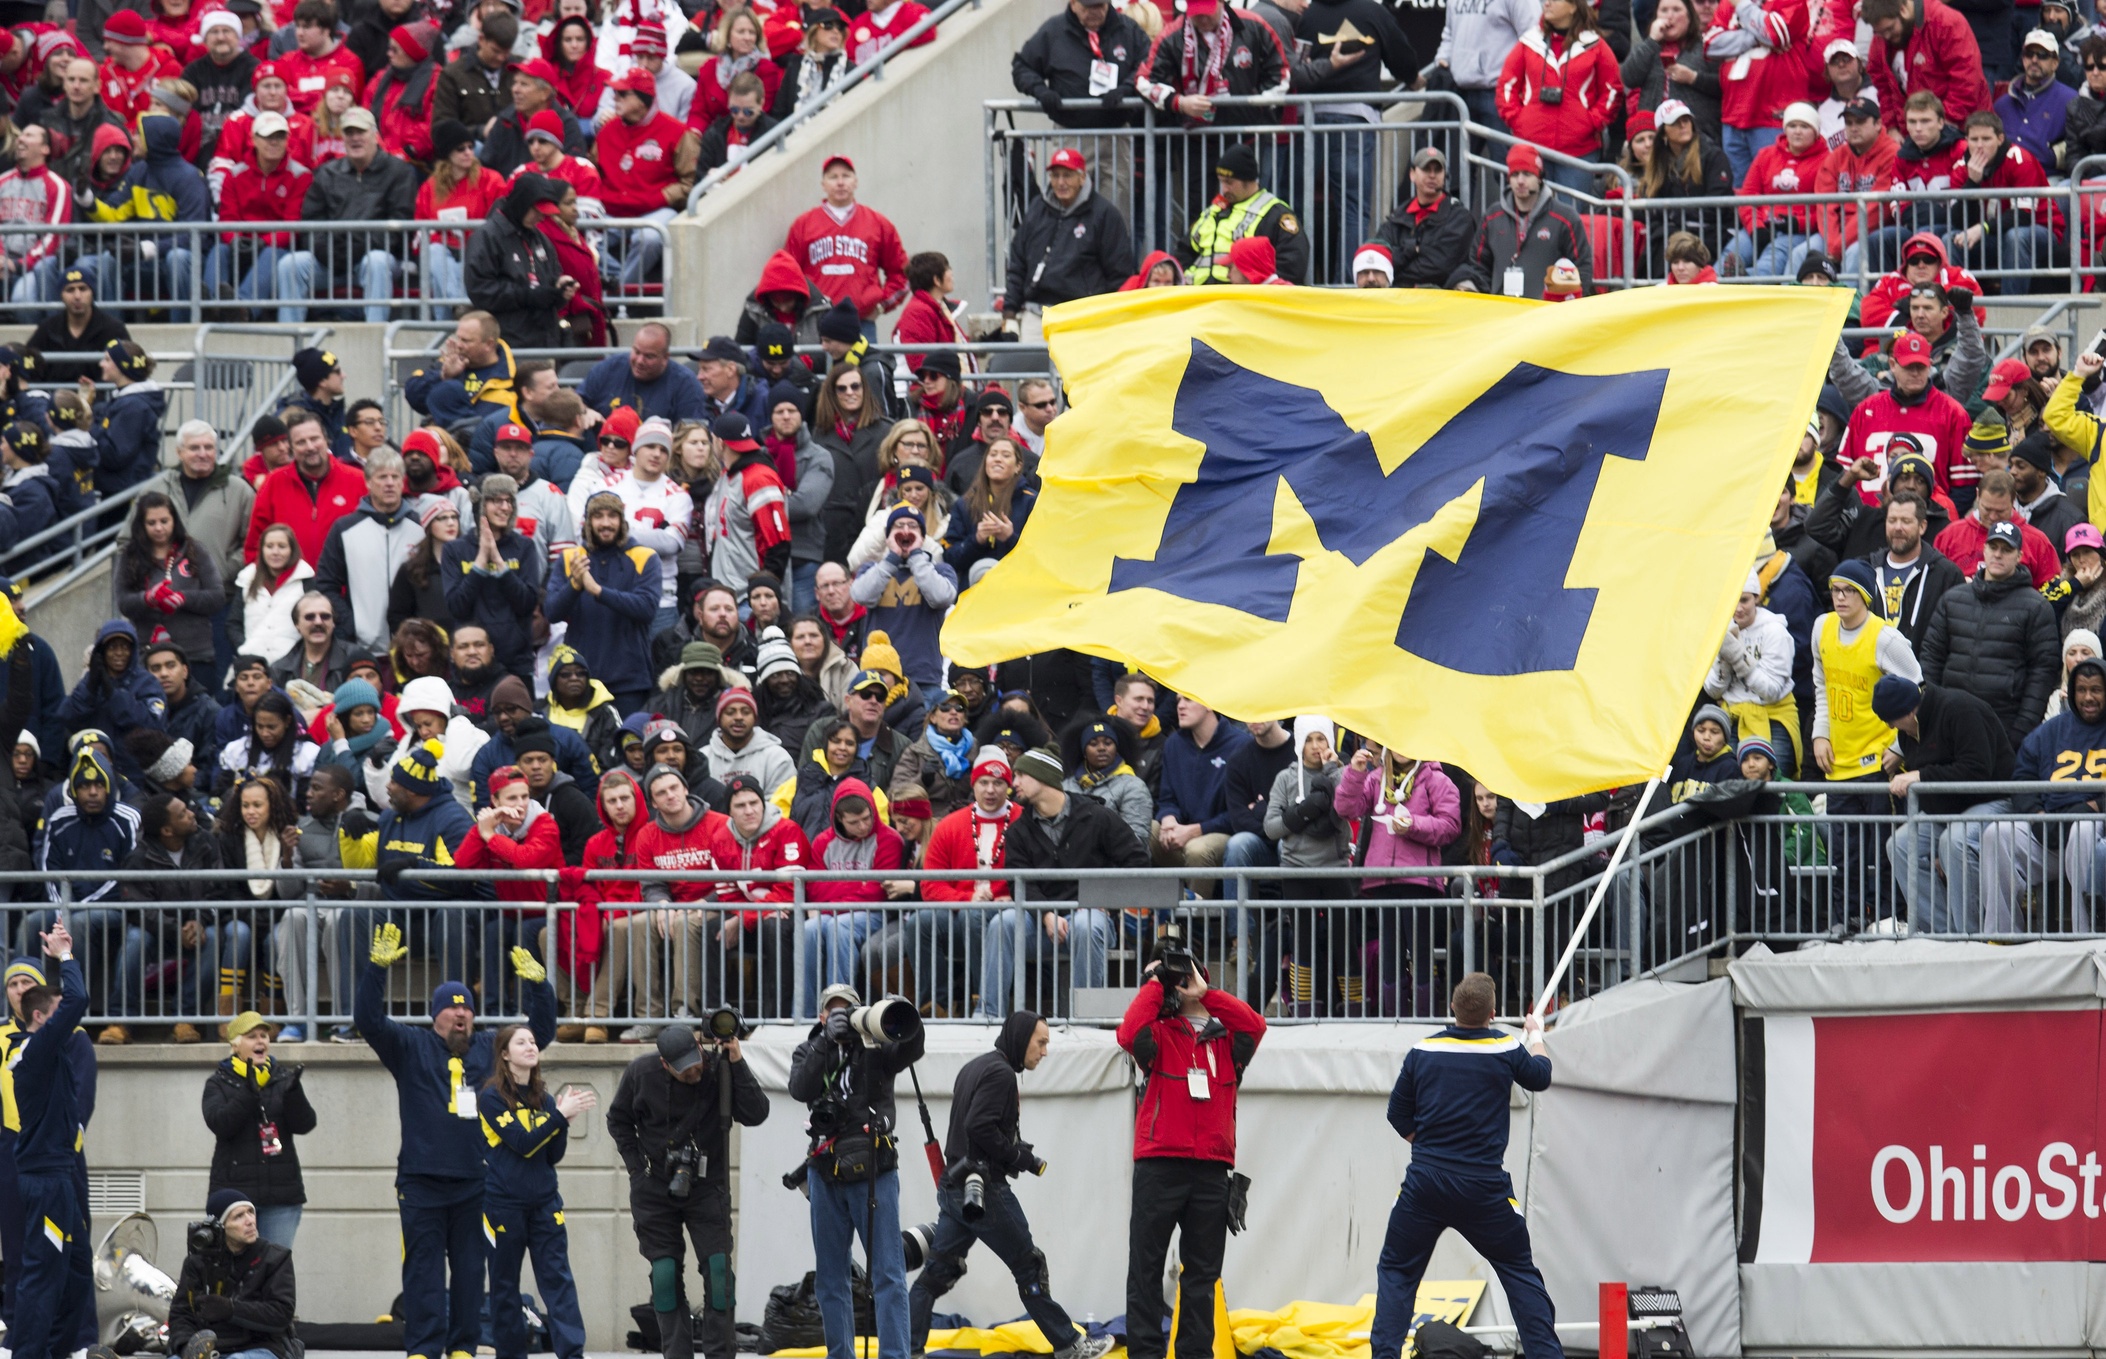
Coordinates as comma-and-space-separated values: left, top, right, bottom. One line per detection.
706, 1007, 742, 1042
961, 1171, 987, 1223
902, 1222, 936, 1271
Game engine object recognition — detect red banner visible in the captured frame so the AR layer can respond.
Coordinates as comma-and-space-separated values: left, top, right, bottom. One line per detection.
1804, 1011, 2106, 1262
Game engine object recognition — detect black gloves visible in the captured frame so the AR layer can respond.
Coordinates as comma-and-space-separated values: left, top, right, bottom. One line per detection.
1946, 284, 1975, 314
375, 857, 411, 887
196, 1294, 235, 1323
1036, 90, 1063, 115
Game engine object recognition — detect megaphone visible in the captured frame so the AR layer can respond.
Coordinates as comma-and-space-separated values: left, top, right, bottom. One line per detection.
850, 995, 921, 1047
95, 1211, 176, 1345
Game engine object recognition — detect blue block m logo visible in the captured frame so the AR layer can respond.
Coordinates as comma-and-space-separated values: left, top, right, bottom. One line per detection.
1107, 342, 1668, 676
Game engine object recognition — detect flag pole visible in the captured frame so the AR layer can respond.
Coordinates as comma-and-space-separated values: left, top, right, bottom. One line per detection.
1530, 769, 1669, 1023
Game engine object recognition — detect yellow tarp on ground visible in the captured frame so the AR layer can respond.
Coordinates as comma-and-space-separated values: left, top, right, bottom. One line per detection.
766, 1283, 1484, 1359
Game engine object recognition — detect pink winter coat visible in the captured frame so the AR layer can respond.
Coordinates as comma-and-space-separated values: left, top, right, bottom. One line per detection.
1334, 760, 1462, 892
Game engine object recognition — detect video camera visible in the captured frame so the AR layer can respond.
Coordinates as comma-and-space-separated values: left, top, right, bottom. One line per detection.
825, 995, 923, 1049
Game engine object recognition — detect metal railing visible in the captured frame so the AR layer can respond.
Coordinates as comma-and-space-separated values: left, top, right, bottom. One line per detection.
686, 0, 983, 208
4, 325, 326, 601
3, 219, 673, 321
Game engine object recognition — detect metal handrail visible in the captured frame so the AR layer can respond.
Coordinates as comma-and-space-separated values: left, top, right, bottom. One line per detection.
686, 0, 984, 209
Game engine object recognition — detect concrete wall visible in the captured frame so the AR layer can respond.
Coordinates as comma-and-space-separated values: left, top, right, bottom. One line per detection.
670, 0, 1044, 335
87, 1042, 739, 1351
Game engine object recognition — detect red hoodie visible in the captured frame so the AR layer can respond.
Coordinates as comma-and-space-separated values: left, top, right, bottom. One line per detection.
1947, 138, 2064, 241
1120, 249, 1182, 291
709, 800, 810, 925
1702, 0, 1809, 130
806, 778, 906, 904
1738, 135, 1829, 232
457, 795, 566, 916
632, 788, 730, 904
1116, 975, 1266, 1164
579, 768, 646, 909
1858, 230, 1985, 351
1814, 134, 1899, 249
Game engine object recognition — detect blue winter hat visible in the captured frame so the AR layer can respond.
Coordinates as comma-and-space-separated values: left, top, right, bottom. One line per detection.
390, 738, 444, 797
430, 982, 475, 1019
333, 677, 380, 717
1736, 737, 1778, 770
1872, 675, 1922, 724
1828, 558, 1878, 606
4, 958, 46, 987
205, 1188, 253, 1224
885, 505, 924, 532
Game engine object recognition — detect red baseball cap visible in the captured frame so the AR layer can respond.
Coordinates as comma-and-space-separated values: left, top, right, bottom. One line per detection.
1049, 147, 1087, 172
512, 57, 560, 86
254, 60, 283, 84
1892, 331, 1934, 369
612, 66, 656, 95
495, 423, 533, 446
1983, 356, 2029, 402
823, 153, 855, 173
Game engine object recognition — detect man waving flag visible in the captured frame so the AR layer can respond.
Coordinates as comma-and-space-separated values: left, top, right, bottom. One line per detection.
941, 286, 1851, 803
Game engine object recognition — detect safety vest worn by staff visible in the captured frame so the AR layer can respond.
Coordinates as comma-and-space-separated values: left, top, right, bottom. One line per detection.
1186, 189, 1286, 284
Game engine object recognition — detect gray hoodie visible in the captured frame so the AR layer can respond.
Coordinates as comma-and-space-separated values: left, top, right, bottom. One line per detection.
1262, 717, 1352, 868
703, 725, 797, 797
1436, 0, 1542, 90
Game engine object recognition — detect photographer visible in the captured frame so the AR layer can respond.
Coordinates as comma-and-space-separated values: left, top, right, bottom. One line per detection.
787, 985, 928, 1359
167, 1190, 297, 1359
908, 1011, 1114, 1359
609, 1023, 770, 1359
1115, 948, 1266, 1359
201, 1014, 317, 1247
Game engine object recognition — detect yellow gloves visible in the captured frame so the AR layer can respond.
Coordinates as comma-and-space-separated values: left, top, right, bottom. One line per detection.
371, 922, 409, 967
510, 947, 546, 983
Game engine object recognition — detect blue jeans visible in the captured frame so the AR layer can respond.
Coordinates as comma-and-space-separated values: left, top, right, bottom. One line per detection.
81, 247, 197, 321
908, 1177, 1075, 1353
801, 910, 876, 1017
1459, 85, 1507, 140
901, 906, 988, 1013
1543, 159, 1600, 201
603, 209, 677, 287
482, 913, 543, 1013
7, 255, 62, 320
1801, 233, 1864, 281
1734, 229, 1811, 277
116, 917, 268, 1019
252, 1203, 302, 1247
809, 1170, 909, 1359
790, 559, 821, 612
276, 247, 399, 323
1721, 124, 1780, 186
204, 243, 286, 306
977, 906, 1110, 1018
1314, 110, 1378, 283
422, 241, 464, 308
650, 601, 681, 640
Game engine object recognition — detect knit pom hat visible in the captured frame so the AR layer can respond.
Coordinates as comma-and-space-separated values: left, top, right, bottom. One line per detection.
754, 626, 798, 684
970, 746, 1012, 786
391, 739, 445, 796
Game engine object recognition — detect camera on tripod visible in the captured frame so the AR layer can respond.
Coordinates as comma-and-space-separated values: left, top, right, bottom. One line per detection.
665, 1143, 702, 1199
701, 1007, 742, 1046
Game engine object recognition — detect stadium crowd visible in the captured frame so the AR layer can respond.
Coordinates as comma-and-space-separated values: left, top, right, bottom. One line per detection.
2, 0, 2106, 1036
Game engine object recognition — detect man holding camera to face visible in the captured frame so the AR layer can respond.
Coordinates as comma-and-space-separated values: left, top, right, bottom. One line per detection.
788, 986, 929, 1359
608, 1020, 771, 1359
908, 1011, 1115, 1359
1116, 944, 1266, 1359
167, 1190, 297, 1359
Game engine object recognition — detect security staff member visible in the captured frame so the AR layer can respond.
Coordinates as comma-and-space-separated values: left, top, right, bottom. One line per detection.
1368, 975, 1558, 1359
1175, 143, 1309, 286
0, 957, 95, 1346
909, 1012, 1114, 1359
9, 923, 91, 1359
608, 1024, 770, 1359
356, 910, 556, 1359
1115, 952, 1265, 1359
788, 985, 927, 1359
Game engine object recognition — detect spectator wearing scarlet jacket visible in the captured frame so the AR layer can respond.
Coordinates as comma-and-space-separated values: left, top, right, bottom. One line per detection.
508, 111, 604, 214
208, 112, 311, 310
1116, 958, 1264, 1359
279, 0, 366, 115
578, 769, 647, 1041
1700, 0, 1810, 183
1495, 0, 1622, 189
1933, 469, 2062, 583
1841, 331, 1973, 506
784, 156, 909, 333
1944, 110, 2065, 295
1996, 30, 2076, 168
707, 771, 803, 1014
458, 764, 564, 1008
97, 11, 182, 132
0, 126, 74, 309
911, 749, 1020, 1014
595, 67, 700, 287
1863, 0, 1990, 134
739, 247, 831, 347
543, 16, 606, 123
364, 22, 440, 165
1810, 98, 1896, 276
848, 0, 933, 64
692, 10, 782, 127
1726, 100, 1825, 275
244, 408, 368, 569
210, 64, 316, 205
1857, 229, 1981, 345
630, 763, 738, 1016
416, 120, 507, 307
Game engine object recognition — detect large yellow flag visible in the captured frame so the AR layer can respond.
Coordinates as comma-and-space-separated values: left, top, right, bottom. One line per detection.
942, 285, 1849, 802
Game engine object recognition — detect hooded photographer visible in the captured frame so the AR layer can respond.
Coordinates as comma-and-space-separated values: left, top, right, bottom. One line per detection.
908, 1011, 1114, 1359
608, 1022, 770, 1359
167, 1188, 297, 1359
787, 985, 928, 1359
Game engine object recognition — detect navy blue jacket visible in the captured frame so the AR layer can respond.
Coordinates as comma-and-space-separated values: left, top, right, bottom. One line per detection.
37, 792, 139, 904
2, 466, 57, 541
403, 343, 518, 426
478, 1085, 568, 1203
1156, 720, 1253, 835
0, 631, 66, 771
439, 530, 544, 680
544, 539, 661, 699
375, 793, 487, 903
14, 957, 89, 1174
354, 960, 555, 1194
575, 352, 708, 423
1388, 1026, 1552, 1176
92, 381, 171, 501
2010, 685, 2106, 813
54, 620, 168, 778
164, 685, 223, 782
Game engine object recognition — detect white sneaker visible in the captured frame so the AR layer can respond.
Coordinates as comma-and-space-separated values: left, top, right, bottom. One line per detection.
1053, 1337, 1115, 1359
619, 1025, 653, 1042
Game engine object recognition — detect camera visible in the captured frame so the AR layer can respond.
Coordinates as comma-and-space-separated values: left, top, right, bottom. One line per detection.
902, 1221, 936, 1271
665, 1143, 702, 1199
702, 1007, 742, 1044
1153, 926, 1195, 991
783, 1160, 811, 1198
960, 1171, 987, 1223
1539, 85, 1564, 105
186, 1220, 223, 1255
847, 995, 922, 1047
